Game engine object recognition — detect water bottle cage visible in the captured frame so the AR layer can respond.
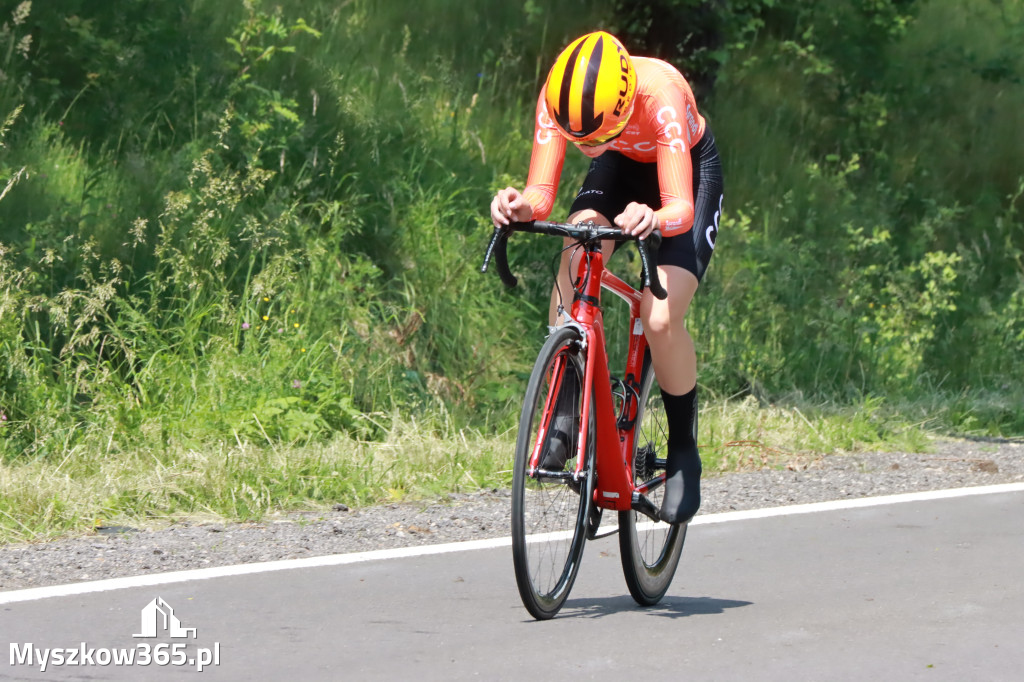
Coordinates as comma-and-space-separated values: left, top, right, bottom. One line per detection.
613, 374, 643, 430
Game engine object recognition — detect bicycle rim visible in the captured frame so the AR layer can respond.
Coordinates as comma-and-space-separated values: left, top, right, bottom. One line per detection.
618, 353, 686, 606
511, 326, 595, 620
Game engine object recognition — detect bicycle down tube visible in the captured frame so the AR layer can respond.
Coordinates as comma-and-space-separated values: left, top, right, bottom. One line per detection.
570, 241, 636, 511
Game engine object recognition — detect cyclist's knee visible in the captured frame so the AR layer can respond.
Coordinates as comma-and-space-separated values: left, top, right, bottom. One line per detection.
562, 210, 612, 266
642, 267, 698, 337
568, 209, 611, 226
644, 305, 676, 338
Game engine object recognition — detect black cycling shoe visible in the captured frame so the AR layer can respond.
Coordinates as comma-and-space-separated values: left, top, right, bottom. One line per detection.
657, 387, 702, 524
658, 446, 702, 525
538, 371, 580, 471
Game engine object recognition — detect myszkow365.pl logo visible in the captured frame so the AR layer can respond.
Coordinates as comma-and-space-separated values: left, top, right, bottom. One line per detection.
9, 597, 221, 673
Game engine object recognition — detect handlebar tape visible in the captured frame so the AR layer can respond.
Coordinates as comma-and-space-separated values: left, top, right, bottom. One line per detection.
481, 226, 517, 288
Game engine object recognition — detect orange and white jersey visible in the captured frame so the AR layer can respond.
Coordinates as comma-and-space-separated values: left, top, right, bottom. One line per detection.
522, 57, 707, 237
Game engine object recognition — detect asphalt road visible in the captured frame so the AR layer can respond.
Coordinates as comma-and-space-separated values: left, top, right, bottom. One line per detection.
3, 487, 1022, 681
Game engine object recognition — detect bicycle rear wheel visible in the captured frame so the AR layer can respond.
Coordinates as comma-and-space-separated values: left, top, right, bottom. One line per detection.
511, 325, 596, 620
618, 351, 686, 606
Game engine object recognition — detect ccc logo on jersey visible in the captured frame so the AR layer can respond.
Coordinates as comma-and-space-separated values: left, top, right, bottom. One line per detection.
705, 195, 723, 250
656, 106, 689, 153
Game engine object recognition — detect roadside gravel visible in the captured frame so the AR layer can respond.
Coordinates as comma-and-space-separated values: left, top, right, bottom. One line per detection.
2, 438, 1021, 592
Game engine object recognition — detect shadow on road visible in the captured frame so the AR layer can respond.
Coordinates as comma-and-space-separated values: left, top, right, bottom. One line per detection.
557, 595, 754, 620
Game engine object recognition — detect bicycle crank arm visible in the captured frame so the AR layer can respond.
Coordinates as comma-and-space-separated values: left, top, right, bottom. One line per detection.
531, 469, 577, 484
589, 526, 619, 540
631, 491, 661, 522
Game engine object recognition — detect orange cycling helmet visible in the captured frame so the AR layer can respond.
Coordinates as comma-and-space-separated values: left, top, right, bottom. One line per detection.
543, 31, 637, 145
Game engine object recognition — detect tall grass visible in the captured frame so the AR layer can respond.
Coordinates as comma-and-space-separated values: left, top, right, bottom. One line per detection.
0, 1, 594, 456
1, 0, 1022, 540
0, 418, 517, 542
0, 0, 607, 538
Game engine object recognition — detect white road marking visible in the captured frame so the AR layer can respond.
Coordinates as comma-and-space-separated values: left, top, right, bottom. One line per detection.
2, 482, 1022, 605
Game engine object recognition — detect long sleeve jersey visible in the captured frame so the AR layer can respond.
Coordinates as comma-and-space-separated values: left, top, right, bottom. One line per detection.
521, 57, 707, 237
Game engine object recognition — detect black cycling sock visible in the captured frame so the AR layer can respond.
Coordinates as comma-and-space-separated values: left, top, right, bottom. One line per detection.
658, 386, 702, 524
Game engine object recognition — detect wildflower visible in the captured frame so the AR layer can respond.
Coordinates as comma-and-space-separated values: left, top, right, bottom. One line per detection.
301, 348, 306, 353
262, 315, 269, 321
292, 380, 301, 389
293, 323, 300, 328
278, 328, 284, 333
263, 297, 270, 302
0, 411, 7, 423
242, 322, 251, 330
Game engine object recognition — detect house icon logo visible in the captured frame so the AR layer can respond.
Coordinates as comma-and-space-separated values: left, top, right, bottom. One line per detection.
133, 597, 198, 639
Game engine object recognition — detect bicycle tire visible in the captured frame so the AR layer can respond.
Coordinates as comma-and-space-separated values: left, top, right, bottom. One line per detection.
511, 325, 596, 620
618, 351, 686, 606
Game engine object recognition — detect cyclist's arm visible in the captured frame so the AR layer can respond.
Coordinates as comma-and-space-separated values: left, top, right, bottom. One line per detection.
521, 88, 568, 220
646, 78, 705, 238
653, 145, 694, 237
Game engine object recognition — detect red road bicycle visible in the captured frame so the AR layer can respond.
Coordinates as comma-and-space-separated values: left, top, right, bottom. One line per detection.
482, 220, 686, 620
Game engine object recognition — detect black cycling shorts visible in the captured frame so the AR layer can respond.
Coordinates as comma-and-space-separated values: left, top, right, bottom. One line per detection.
568, 129, 724, 281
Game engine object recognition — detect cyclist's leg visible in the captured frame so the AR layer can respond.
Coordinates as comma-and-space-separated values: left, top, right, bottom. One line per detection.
641, 266, 698, 394
538, 357, 579, 471
640, 267, 702, 524
644, 129, 724, 524
552, 151, 654, 325
543, 155, 624, 468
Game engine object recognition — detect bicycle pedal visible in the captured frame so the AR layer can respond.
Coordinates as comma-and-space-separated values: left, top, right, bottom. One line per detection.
630, 491, 661, 522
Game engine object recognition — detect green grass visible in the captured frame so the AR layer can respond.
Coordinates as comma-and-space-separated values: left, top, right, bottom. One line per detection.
0, 417, 517, 543
700, 395, 933, 472
1, 0, 1023, 543
6, 375, 1015, 543
0, 397, 947, 544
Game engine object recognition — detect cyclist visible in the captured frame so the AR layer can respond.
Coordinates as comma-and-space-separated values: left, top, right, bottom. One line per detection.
490, 31, 723, 525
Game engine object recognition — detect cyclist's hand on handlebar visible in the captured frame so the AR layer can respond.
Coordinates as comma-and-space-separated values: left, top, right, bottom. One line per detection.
614, 202, 659, 241
491, 187, 534, 227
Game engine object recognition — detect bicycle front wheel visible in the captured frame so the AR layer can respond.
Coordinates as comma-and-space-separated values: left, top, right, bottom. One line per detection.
618, 351, 686, 606
511, 325, 596, 620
